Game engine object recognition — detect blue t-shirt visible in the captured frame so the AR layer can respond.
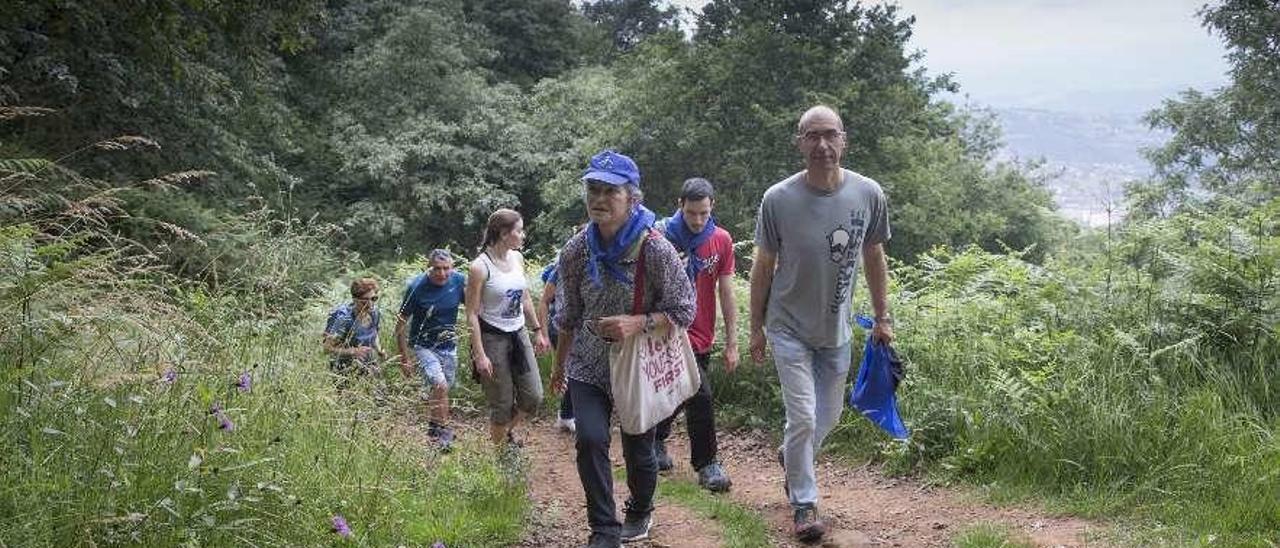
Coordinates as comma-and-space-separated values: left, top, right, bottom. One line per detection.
541, 262, 561, 339
324, 303, 381, 348
399, 271, 466, 351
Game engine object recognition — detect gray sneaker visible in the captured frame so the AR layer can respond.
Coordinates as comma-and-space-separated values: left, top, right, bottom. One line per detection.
792, 505, 828, 543
619, 512, 653, 543
697, 462, 732, 493
435, 428, 454, 453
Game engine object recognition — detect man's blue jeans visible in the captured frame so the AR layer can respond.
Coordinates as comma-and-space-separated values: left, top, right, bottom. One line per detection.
768, 326, 851, 509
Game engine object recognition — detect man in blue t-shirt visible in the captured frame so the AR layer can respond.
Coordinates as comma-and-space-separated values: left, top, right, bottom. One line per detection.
396, 249, 466, 450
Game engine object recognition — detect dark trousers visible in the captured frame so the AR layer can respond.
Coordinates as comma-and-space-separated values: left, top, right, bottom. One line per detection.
654, 352, 716, 469
570, 378, 656, 539
559, 384, 574, 419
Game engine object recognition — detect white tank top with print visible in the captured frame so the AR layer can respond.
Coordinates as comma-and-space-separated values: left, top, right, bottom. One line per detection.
478, 251, 527, 333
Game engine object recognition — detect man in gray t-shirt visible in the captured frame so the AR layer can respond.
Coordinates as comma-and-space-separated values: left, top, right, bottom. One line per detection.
749, 105, 895, 543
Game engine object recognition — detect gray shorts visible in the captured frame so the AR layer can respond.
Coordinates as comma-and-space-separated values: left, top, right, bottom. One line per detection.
415, 346, 457, 389
477, 328, 543, 425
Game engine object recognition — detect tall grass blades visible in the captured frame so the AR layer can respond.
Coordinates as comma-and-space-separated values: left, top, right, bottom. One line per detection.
0, 138, 527, 546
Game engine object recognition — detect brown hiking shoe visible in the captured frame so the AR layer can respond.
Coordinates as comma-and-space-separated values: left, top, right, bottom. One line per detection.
792, 506, 828, 543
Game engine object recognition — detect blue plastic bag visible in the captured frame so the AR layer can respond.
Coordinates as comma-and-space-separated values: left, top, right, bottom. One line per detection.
848, 315, 909, 440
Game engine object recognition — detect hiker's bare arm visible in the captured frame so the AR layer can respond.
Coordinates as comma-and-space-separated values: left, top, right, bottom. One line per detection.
862, 242, 893, 344
551, 330, 573, 395
323, 334, 370, 358
537, 280, 555, 351
465, 261, 493, 379
718, 273, 740, 371
749, 247, 776, 362
391, 312, 412, 376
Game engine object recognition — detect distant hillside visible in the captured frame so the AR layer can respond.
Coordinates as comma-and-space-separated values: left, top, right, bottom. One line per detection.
993, 108, 1170, 226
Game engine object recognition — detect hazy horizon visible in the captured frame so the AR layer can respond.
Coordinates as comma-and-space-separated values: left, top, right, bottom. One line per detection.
666, 0, 1230, 114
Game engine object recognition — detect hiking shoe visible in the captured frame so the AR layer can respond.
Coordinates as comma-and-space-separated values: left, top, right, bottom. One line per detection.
585, 532, 621, 548
555, 416, 577, 434
792, 506, 828, 543
653, 440, 674, 472
506, 429, 524, 449
619, 512, 653, 543
697, 462, 732, 493
434, 427, 455, 453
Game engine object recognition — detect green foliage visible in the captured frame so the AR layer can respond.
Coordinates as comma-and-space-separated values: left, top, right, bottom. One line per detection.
656, 479, 772, 548
464, 0, 594, 87
528, 0, 1063, 263
0, 143, 527, 547
583, 0, 681, 53
1134, 0, 1280, 217
953, 523, 1037, 548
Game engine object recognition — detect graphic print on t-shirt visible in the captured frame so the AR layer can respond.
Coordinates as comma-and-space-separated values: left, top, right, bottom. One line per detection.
827, 208, 869, 313
681, 250, 720, 278
501, 288, 523, 319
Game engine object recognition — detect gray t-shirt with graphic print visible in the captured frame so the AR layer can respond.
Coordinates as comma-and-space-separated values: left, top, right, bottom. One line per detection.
754, 168, 890, 349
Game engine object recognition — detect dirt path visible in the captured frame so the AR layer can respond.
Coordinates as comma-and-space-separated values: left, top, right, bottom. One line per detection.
516, 417, 722, 548
659, 428, 1109, 548
396, 404, 1109, 547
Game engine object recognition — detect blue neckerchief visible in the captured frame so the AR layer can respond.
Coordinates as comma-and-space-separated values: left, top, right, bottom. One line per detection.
663, 210, 716, 280
586, 205, 656, 287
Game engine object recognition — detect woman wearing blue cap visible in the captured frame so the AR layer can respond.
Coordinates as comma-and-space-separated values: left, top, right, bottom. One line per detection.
551, 150, 696, 547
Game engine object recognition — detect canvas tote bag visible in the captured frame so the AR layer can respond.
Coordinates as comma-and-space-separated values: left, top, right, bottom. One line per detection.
609, 232, 701, 435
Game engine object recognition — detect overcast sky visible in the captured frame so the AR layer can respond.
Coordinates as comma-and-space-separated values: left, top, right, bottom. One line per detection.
666, 0, 1230, 113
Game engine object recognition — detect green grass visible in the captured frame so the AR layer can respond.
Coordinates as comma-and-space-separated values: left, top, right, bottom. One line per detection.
610, 467, 773, 547
704, 235, 1280, 544
656, 479, 772, 548
0, 225, 530, 546
953, 523, 1036, 548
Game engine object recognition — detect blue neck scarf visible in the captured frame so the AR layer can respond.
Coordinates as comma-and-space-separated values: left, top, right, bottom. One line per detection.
586, 205, 656, 287
663, 210, 716, 280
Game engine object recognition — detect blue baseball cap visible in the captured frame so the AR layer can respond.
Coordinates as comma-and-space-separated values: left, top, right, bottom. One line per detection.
581, 149, 640, 186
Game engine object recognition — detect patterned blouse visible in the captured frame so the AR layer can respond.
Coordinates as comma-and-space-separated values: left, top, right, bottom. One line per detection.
555, 228, 696, 389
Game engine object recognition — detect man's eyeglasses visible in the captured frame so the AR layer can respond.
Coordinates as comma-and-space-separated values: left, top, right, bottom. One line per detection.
799, 129, 846, 143
429, 265, 453, 273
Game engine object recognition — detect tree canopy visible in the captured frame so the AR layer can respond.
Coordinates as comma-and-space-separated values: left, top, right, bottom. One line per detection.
3, 0, 1067, 266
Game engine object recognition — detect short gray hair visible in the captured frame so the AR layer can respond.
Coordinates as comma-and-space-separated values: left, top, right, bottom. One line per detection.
623, 183, 643, 203
428, 248, 453, 263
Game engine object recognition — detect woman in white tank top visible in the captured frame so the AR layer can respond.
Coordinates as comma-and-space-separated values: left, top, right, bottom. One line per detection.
465, 208, 549, 447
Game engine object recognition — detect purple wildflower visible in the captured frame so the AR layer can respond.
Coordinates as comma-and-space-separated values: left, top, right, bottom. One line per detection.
331, 515, 352, 538
161, 368, 177, 384
432, 542, 446, 548
210, 403, 234, 431
235, 371, 252, 392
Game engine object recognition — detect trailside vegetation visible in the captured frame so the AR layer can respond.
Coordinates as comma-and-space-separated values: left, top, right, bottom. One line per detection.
3, 0, 1277, 544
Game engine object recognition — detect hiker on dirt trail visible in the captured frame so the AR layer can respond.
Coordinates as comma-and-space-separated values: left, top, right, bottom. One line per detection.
749, 105, 894, 543
395, 249, 466, 452
538, 255, 575, 434
652, 177, 739, 493
550, 149, 696, 548
323, 277, 386, 380
466, 208, 548, 450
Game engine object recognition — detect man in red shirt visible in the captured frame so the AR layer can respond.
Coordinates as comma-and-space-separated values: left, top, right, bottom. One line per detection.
655, 177, 740, 492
